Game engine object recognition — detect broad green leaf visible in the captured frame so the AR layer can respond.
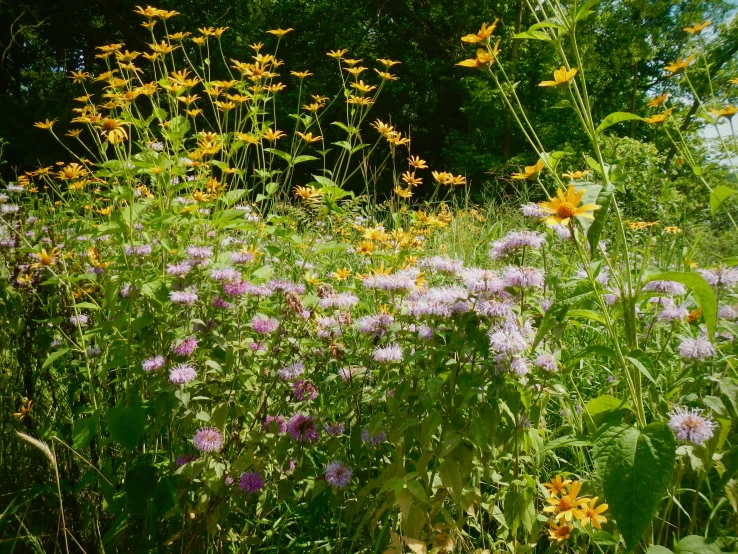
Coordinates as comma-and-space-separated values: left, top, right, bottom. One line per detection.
596, 112, 643, 134
332, 140, 353, 151
568, 308, 607, 325
107, 406, 146, 450
645, 272, 716, 337
709, 185, 737, 217
503, 490, 536, 533
315, 241, 351, 253
585, 395, 631, 431
263, 148, 291, 163
625, 355, 657, 385
75, 302, 100, 310
593, 423, 676, 551
73, 414, 100, 449
42, 348, 70, 369
674, 535, 722, 554
575, 0, 599, 23
646, 548, 674, 554
292, 155, 318, 165
540, 151, 568, 172
312, 175, 338, 188
513, 30, 552, 41
586, 183, 615, 255
438, 457, 463, 506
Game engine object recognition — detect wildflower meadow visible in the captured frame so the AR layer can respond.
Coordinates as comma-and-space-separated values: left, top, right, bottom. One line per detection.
2, 1, 738, 552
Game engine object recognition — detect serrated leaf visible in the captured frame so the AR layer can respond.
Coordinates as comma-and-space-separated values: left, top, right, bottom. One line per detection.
645, 272, 716, 338
596, 112, 643, 134
593, 423, 676, 551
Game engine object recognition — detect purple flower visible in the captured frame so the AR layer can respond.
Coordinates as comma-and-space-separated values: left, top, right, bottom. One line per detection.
169, 290, 198, 306
239, 471, 264, 493
125, 244, 152, 257
251, 315, 278, 334
166, 262, 191, 277
417, 256, 463, 274
509, 357, 529, 376
212, 296, 231, 309
644, 280, 687, 295
461, 268, 506, 295
503, 266, 544, 288
324, 422, 345, 436
678, 336, 716, 360
287, 413, 319, 443
489, 231, 544, 260
264, 415, 287, 434
193, 427, 224, 452
356, 313, 394, 337
175, 454, 198, 466
69, 314, 89, 326
604, 294, 619, 305
169, 363, 197, 384
668, 406, 716, 445
210, 267, 241, 283
552, 224, 571, 240
718, 306, 738, 320
317, 316, 342, 339
373, 344, 403, 364
417, 324, 434, 340
230, 251, 255, 264
86, 346, 102, 357
225, 475, 234, 486
324, 462, 352, 489
222, 280, 250, 297
521, 202, 547, 218
534, 353, 558, 372
699, 267, 738, 287
319, 292, 360, 309
278, 362, 305, 381
362, 268, 419, 292
293, 379, 318, 401
476, 299, 513, 318
361, 428, 387, 447
171, 336, 198, 357
658, 304, 689, 323
142, 355, 165, 372
186, 246, 213, 262
488, 325, 527, 356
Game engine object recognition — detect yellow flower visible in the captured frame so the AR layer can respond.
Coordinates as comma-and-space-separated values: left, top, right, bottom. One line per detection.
665, 56, 694, 75
432, 171, 453, 185
294, 186, 320, 200
643, 107, 674, 125
684, 21, 711, 34
543, 475, 572, 496
355, 241, 376, 255
57, 163, 88, 180
648, 93, 669, 108
372, 119, 395, 136
402, 171, 423, 186
191, 37, 206, 46
543, 481, 589, 522
574, 496, 608, 529
296, 132, 322, 143
69, 70, 91, 83
456, 44, 499, 68
191, 190, 211, 203
539, 185, 600, 226
148, 41, 178, 54
351, 80, 377, 93
664, 226, 682, 234
386, 132, 409, 146
539, 66, 578, 87
263, 128, 286, 141
710, 105, 738, 119
331, 267, 352, 280
16, 273, 33, 285
374, 69, 398, 80
303, 102, 323, 112
327, 49, 348, 59
34, 119, 57, 130
511, 159, 544, 180
30, 248, 57, 269
395, 185, 413, 198
345, 66, 368, 77
99, 118, 129, 144
291, 70, 313, 79
347, 94, 373, 105
13, 399, 33, 419
96, 206, 114, 216
267, 28, 293, 37
408, 156, 428, 169
561, 170, 590, 180
250, 42, 264, 51
461, 20, 498, 43
730, 78, 738, 86
377, 58, 401, 67
547, 521, 574, 542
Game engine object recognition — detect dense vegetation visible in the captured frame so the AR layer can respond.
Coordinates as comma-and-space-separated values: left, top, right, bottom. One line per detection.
2, 1, 738, 553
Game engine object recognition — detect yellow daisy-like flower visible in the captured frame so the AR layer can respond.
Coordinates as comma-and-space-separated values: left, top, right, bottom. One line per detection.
33, 119, 57, 130
327, 49, 348, 59
263, 128, 286, 142
542, 475, 572, 496
710, 105, 738, 119
296, 132, 322, 143
402, 171, 423, 187
664, 226, 682, 235
291, 70, 313, 79
643, 107, 674, 125
408, 156, 428, 169
573, 496, 608, 529
561, 170, 590, 180
461, 20, 498, 43
547, 521, 574, 542
511, 159, 544, 180
684, 21, 711, 34
395, 185, 413, 198
664, 56, 694, 76
647, 93, 669, 108
543, 481, 589, 522
267, 28, 293, 37
539, 185, 600, 227
331, 267, 352, 280
539, 66, 578, 87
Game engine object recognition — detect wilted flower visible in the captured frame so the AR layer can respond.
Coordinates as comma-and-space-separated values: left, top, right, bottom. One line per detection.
293, 379, 318, 401
175, 454, 198, 466
324, 422, 345, 436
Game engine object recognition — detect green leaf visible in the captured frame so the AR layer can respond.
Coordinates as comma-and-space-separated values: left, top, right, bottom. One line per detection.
315, 241, 351, 253
596, 112, 643, 134
503, 490, 536, 533
438, 457, 463, 506
585, 396, 631, 431
593, 423, 676, 551
586, 183, 616, 255
107, 406, 146, 450
311, 175, 338, 188
625, 355, 657, 386
541, 151, 568, 173
674, 535, 722, 554
263, 148, 291, 163
73, 414, 99, 449
646, 548, 674, 554
709, 185, 737, 217
574, 0, 599, 22
292, 155, 318, 165
513, 30, 552, 41
645, 272, 716, 338
540, 435, 590, 453
42, 348, 70, 369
